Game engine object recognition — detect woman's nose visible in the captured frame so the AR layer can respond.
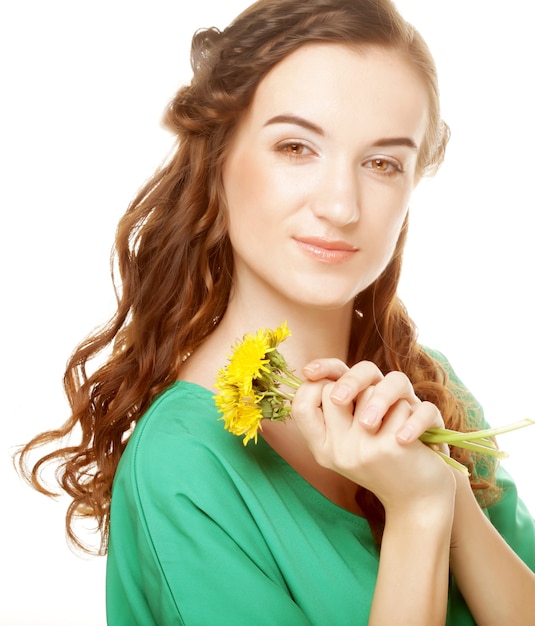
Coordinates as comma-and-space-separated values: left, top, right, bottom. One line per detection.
310, 159, 360, 227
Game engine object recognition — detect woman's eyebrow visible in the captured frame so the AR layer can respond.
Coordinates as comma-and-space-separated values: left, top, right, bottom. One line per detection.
372, 137, 418, 150
263, 114, 325, 136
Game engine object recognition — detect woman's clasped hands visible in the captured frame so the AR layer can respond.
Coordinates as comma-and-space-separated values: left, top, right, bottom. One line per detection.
292, 359, 457, 518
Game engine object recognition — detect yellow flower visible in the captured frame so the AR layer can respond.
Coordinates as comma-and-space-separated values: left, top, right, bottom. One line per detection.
224, 331, 271, 393
230, 395, 265, 445
266, 320, 291, 347
214, 322, 297, 445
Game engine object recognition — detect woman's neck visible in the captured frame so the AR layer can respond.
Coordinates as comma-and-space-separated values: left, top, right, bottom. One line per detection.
218, 296, 354, 369
179, 297, 355, 392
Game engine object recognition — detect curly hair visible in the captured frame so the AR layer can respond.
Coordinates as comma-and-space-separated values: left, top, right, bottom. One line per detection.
16, 0, 499, 554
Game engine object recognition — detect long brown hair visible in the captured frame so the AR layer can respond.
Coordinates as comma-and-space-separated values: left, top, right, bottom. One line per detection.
16, 0, 499, 554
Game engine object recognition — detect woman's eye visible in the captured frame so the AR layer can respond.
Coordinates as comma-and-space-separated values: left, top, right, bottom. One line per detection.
365, 157, 402, 175
276, 141, 312, 157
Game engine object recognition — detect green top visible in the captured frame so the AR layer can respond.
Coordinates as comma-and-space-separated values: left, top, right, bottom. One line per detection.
106, 356, 535, 625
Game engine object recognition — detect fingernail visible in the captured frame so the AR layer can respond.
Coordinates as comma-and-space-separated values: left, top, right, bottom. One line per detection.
360, 406, 379, 427
303, 361, 320, 373
331, 384, 351, 402
397, 423, 414, 443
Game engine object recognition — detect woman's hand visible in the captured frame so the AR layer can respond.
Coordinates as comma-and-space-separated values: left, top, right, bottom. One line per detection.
291, 358, 456, 515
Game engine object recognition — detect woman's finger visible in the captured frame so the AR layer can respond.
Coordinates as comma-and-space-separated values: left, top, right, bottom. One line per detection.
302, 358, 350, 382
325, 360, 384, 404
352, 370, 420, 432
394, 400, 444, 444
291, 379, 328, 446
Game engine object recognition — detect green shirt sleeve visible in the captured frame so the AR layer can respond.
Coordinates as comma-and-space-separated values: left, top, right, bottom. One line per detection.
107, 404, 314, 625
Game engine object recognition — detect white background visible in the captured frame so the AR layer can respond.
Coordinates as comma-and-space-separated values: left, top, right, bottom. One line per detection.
1, 1, 534, 624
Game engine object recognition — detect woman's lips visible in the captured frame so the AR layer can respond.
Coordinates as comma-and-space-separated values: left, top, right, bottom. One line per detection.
294, 237, 358, 264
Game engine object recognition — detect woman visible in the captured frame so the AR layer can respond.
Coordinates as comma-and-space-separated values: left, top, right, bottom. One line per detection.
17, 0, 535, 624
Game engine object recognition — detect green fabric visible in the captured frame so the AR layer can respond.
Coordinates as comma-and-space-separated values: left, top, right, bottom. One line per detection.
106, 359, 535, 625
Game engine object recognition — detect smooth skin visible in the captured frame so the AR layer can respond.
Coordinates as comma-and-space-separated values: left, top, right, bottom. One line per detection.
181, 43, 535, 624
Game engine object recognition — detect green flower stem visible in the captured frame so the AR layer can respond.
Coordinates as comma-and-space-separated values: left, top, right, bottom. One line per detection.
421, 429, 497, 444
272, 373, 301, 391
434, 450, 470, 477
421, 418, 535, 444
418, 419, 535, 475
441, 439, 508, 459
263, 389, 295, 403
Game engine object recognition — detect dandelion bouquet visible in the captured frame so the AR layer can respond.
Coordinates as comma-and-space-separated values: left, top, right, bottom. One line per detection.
214, 322, 301, 445
214, 322, 534, 476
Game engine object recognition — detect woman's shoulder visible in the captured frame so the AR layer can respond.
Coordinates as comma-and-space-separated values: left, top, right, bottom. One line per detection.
119, 380, 237, 481
138, 380, 218, 434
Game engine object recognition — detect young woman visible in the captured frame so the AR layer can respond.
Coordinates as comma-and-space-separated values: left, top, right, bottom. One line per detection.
18, 0, 535, 624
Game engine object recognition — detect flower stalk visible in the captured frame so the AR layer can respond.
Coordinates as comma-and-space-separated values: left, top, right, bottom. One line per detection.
214, 322, 535, 475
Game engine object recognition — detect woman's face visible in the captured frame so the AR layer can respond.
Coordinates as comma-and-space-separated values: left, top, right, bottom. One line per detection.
222, 43, 429, 312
